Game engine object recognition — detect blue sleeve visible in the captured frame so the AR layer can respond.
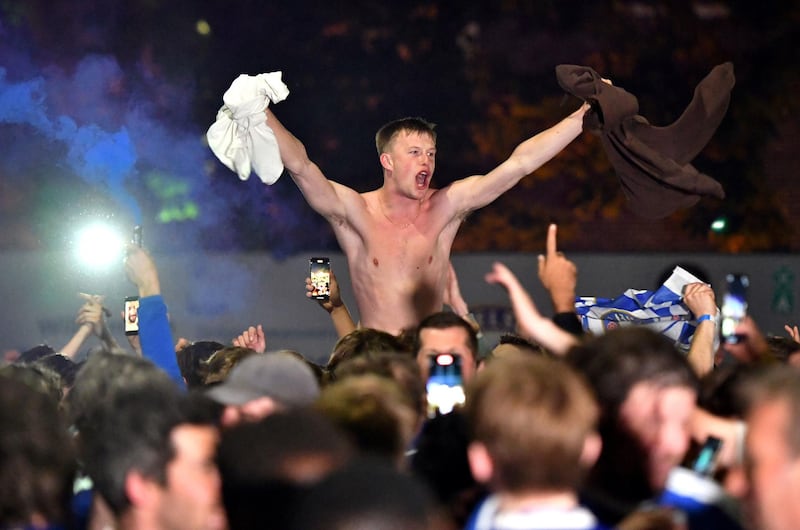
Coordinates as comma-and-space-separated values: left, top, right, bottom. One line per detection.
138, 295, 185, 390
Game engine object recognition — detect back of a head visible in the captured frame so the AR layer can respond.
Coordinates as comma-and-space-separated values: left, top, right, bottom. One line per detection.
35, 353, 80, 389
315, 374, 417, 466
0, 375, 76, 527
333, 353, 426, 420
566, 327, 698, 419
66, 352, 176, 434
202, 346, 259, 385
0, 362, 63, 405
16, 344, 56, 364
218, 408, 352, 530
178, 340, 224, 388
465, 355, 598, 493
328, 328, 407, 374
290, 459, 440, 530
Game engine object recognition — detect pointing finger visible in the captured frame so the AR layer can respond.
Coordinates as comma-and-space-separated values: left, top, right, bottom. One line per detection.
546, 224, 558, 257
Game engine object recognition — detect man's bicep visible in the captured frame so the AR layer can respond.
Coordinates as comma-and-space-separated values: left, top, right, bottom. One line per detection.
290, 163, 350, 219
447, 159, 524, 213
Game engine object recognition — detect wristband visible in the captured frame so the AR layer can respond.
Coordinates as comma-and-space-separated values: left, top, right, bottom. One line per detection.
697, 314, 718, 324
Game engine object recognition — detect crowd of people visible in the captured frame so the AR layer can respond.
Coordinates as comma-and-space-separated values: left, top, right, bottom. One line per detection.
2, 232, 799, 530
4, 98, 800, 530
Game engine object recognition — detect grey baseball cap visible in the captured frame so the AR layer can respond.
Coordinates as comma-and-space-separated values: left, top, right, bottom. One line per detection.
206, 352, 320, 407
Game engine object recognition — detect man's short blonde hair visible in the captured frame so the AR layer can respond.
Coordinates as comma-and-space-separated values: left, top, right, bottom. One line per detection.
465, 355, 598, 493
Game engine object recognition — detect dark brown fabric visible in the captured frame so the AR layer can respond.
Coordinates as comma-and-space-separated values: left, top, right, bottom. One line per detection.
556, 63, 734, 219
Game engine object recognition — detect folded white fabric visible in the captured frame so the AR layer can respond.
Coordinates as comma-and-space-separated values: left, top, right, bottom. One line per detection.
206, 72, 289, 185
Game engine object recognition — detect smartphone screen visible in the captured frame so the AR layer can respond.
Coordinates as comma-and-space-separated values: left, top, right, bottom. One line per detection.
132, 225, 143, 247
692, 436, 723, 477
309, 257, 331, 300
720, 273, 749, 344
124, 296, 140, 335
426, 353, 465, 418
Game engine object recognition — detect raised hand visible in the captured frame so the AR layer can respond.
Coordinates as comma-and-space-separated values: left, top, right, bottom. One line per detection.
537, 224, 577, 313
232, 324, 266, 353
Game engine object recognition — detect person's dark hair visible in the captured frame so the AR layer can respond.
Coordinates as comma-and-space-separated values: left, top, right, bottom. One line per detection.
218, 409, 352, 530
414, 312, 478, 358
698, 362, 758, 418
566, 327, 699, 422
16, 344, 56, 364
498, 333, 539, 349
410, 410, 484, 528
765, 335, 800, 364
81, 382, 197, 514
65, 352, 177, 440
290, 458, 440, 530
177, 341, 224, 388
375, 117, 436, 155
0, 362, 63, 405
0, 375, 76, 527
327, 328, 407, 376
35, 353, 80, 389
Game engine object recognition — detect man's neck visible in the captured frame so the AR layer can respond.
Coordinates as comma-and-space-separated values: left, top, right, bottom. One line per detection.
496, 489, 580, 513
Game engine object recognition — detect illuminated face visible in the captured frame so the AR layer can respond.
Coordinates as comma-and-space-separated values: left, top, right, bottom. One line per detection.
618, 382, 696, 491
416, 326, 476, 383
745, 399, 800, 530
155, 425, 226, 530
384, 131, 436, 198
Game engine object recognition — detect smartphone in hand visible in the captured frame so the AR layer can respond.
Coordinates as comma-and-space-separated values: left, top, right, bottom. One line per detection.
426, 353, 465, 418
124, 296, 140, 335
720, 273, 749, 344
309, 257, 331, 301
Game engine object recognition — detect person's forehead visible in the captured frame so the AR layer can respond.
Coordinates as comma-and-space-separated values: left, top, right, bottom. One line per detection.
622, 382, 696, 417
392, 130, 436, 148
171, 424, 218, 456
419, 326, 472, 351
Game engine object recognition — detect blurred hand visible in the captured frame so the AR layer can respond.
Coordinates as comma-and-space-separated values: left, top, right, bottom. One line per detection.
785, 324, 800, 343
683, 282, 717, 318
723, 316, 769, 364
233, 324, 266, 353
76, 295, 105, 336
124, 244, 160, 297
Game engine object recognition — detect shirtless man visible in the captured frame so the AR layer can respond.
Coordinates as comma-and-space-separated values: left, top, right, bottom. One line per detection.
267, 104, 588, 335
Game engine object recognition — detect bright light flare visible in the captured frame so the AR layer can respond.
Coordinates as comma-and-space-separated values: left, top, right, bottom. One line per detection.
75, 224, 124, 268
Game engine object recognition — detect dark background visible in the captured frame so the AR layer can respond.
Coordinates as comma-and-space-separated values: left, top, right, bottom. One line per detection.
1, 0, 798, 256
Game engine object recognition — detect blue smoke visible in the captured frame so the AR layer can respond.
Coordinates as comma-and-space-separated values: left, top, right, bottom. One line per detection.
0, 60, 141, 221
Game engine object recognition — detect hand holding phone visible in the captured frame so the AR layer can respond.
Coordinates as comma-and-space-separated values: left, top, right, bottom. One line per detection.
426, 353, 465, 418
309, 257, 331, 301
124, 296, 140, 335
720, 273, 749, 344
692, 436, 723, 477
132, 225, 143, 247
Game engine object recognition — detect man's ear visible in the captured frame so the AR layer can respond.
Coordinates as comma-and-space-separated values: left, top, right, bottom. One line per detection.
467, 441, 493, 484
379, 152, 393, 172
580, 432, 602, 468
125, 470, 160, 508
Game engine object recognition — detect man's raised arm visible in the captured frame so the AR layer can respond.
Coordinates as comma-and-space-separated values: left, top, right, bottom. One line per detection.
447, 103, 589, 215
266, 109, 351, 222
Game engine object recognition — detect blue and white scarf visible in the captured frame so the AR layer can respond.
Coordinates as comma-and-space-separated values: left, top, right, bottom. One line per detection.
575, 266, 717, 353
